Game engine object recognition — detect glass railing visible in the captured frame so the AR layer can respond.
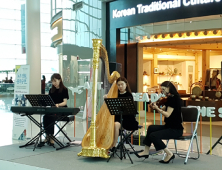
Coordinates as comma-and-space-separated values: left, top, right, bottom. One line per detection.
0, 83, 52, 94
0, 83, 14, 94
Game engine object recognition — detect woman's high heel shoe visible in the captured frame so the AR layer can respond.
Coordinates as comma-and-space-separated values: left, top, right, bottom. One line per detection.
134, 152, 149, 159
38, 135, 49, 147
47, 135, 54, 146
159, 154, 175, 164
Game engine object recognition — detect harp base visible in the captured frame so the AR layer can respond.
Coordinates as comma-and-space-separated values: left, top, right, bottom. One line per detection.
77, 147, 110, 158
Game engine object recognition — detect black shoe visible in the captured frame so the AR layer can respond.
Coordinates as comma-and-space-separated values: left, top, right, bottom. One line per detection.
48, 141, 54, 146
159, 154, 175, 164
134, 152, 149, 159
109, 147, 116, 152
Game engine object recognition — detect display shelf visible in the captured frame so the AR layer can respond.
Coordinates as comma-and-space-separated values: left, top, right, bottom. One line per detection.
158, 74, 182, 76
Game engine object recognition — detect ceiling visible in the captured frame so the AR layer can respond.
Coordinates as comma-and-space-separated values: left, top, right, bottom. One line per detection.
141, 37, 222, 56
139, 37, 222, 54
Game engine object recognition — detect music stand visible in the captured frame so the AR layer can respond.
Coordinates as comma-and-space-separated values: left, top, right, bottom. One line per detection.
25, 94, 55, 107
105, 97, 137, 164
25, 94, 55, 150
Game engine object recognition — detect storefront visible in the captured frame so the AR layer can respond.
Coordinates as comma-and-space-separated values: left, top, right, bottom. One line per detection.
103, 0, 222, 153
106, 0, 222, 93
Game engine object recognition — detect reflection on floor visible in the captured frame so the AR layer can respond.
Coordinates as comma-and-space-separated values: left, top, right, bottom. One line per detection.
0, 93, 222, 157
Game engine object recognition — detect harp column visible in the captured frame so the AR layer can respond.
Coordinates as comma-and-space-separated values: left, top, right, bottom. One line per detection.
78, 39, 109, 158
90, 39, 102, 148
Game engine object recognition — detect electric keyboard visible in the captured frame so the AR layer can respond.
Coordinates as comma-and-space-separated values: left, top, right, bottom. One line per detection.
11, 106, 80, 115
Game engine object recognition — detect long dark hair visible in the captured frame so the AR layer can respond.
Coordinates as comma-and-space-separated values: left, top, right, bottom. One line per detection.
50, 73, 67, 93
116, 77, 132, 93
161, 81, 179, 96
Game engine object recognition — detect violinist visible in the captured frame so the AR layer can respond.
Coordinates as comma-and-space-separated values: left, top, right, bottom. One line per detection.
135, 81, 183, 164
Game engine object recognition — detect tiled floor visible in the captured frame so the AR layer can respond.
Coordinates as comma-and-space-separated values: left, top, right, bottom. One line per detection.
0, 93, 222, 157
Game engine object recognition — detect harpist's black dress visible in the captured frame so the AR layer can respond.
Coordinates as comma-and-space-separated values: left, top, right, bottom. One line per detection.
115, 91, 138, 130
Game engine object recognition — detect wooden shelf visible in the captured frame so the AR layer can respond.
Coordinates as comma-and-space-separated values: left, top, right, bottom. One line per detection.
158, 74, 182, 76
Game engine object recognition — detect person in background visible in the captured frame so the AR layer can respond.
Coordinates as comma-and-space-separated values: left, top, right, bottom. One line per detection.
8, 77, 13, 83
210, 70, 221, 90
4, 77, 9, 83
42, 73, 69, 145
41, 75, 46, 94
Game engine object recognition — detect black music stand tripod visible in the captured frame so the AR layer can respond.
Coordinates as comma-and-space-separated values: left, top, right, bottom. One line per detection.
105, 97, 137, 164
207, 136, 222, 154
25, 95, 55, 151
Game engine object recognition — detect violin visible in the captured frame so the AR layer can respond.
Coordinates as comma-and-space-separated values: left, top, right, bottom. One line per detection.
156, 97, 168, 107
150, 96, 167, 109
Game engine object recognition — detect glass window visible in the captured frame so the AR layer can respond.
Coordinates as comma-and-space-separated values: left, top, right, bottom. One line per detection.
41, 60, 58, 74
41, 3, 50, 14
0, 9, 20, 20
41, 13, 50, 23
0, 44, 23, 59
56, 0, 63, 9
62, 0, 102, 47
0, 19, 21, 30
0, 59, 21, 70
41, 33, 53, 46
41, 23, 51, 33
0, 0, 24, 10
0, 30, 21, 44
41, 47, 58, 60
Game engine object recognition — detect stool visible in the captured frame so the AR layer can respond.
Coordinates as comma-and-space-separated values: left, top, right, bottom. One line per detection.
54, 115, 75, 143
122, 125, 143, 154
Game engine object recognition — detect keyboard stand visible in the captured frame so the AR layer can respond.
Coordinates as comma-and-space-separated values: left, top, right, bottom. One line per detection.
19, 114, 70, 151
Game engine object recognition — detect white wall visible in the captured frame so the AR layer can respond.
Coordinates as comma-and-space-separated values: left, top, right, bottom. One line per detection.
143, 60, 151, 76
210, 55, 222, 69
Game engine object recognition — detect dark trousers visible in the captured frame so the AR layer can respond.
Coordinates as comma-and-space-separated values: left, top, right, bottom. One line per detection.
43, 115, 57, 135
143, 125, 183, 151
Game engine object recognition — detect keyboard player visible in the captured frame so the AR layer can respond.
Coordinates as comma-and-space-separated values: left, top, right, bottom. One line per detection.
42, 73, 69, 146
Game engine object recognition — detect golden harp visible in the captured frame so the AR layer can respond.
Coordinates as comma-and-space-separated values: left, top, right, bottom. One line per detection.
78, 39, 120, 158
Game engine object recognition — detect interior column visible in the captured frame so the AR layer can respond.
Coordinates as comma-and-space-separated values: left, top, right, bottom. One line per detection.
151, 54, 158, 87
195, 53, 198, 82
137, 46, 143, 109
25, 0, 41, 139
26, 0, 41, 94
202, 50, 210, 90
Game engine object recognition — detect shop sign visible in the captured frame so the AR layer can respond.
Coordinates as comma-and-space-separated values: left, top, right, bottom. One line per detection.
113, 0, 221, 19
